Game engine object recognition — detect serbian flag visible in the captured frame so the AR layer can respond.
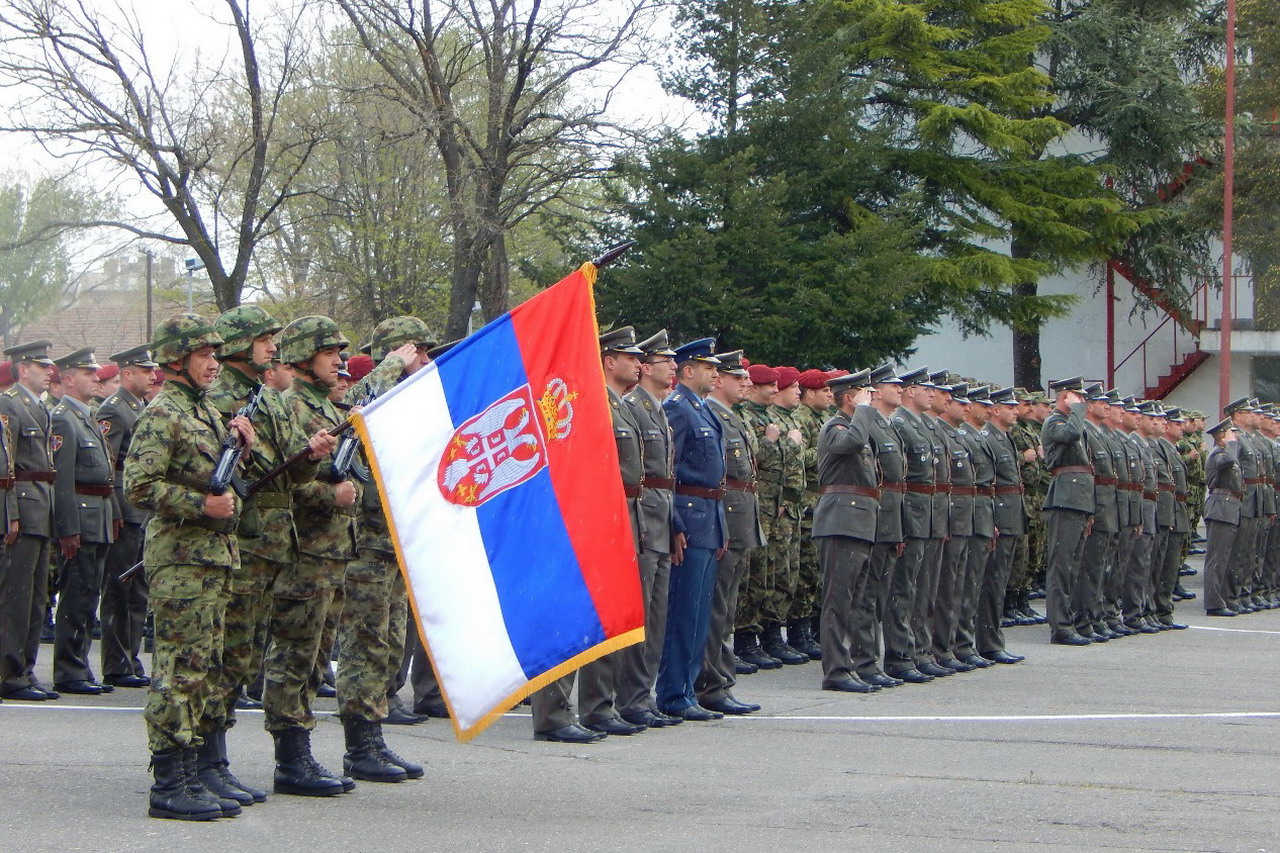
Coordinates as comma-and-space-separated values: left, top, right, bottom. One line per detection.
351, 263, 644, 741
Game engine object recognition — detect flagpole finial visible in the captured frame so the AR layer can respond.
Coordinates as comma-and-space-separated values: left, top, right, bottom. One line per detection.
591, 241, 637, 269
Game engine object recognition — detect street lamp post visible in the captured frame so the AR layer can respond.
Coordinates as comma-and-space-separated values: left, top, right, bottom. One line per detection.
184, 257, 205, 313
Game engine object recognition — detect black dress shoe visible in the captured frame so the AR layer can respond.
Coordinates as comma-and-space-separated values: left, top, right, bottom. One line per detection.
960, 654, 995, 669
738, 649, 781, 670
383, 707, 427, 725
865, 672, 904, 687
54, 680, 104, 695
1206, 608, 1238, 617
30, 681, 60, 700
104, 673, 149, 688
0, 686, 48, 701
664, 704, 724, 721
1050, 633, 1091, 646
534, 724, 606, 743
1108, 622, 1136, 637
1077, 629, 1108, 643
1125, 621, 1160, 634
1158, 621, 1188, 630
411, 702, 450, 719
888, 668, 933, 683
702, 697, 760, 715
823, 678, 879, 693
643, 710, 684, 728
941, 658, 976, 672
584, 716, 646, 735
734, 656, 759, 675
981, 650, 1024, 664
918, 662, 954, 677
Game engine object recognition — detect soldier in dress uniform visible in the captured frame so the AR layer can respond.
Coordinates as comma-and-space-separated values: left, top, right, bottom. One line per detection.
1040, 377, 1095, 646
1222, 398, 1262, 614
953, 386, 998, 669
531, 326, 648, 742
0, 341, 60, 702
1242, 400, 1278, 610
1153, 408, 1191, 630
1141, 403, 1177, 630
912, 370, 954, 678
1073, 384, 1121, 642
49, 347, 120, 695
813, 369, 882, 693
656, 338, 728, 721
791, 368, 832, 660
617, 329, 683, 729
0, 362, 15, 664
1202, 418, 1244, 616
1103, 393, 1143, 637
124, 314, 256, 820
694, 350, 762, 715
978, 387, 1027, 664
97, 345, 158, 688
931, 381, 979, 672
1121, 400, 1161, 634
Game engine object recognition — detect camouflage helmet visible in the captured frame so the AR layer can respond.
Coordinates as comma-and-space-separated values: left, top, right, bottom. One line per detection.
371, 315, 437, 361
151, 313, 224, 364
277, 315, 349, 364
214, 304, 283, 362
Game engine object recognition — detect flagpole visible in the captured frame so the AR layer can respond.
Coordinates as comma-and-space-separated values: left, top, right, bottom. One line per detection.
1219, 0, 1236, 415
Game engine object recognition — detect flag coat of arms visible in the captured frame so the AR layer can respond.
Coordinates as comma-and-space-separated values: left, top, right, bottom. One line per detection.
352, 264, 645, 741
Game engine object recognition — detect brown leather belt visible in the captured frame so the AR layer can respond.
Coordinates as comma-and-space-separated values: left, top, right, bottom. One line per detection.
622, 483, 642, 499
994, 484, 1025, 495
905, 482, 936, 494
1211, 488, 1244, 500
75, 484, 114, 498
1051, 465, 1094, 476
1093, 476, 1118, 486
819, 484, 881, 500
725, 478, 758, 493
1142, 490, 1158, 500
977, 485, 995, 497
676, 483, 726, 501
0, 477, 12, 490
1157, 483, 1175, 492
1175, 494, 1188, 503
880, 482, 906, 493
950, 485, 978, 496
1118, 483, 1141, 492
644, 476, 675, 491
935, 483, 952, 494
16, 471, 57, 483
1245, 477, 1268, 485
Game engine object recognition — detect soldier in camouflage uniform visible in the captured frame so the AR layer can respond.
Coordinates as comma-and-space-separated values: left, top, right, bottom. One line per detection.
124, 314, 256, 820
790, 368, 832, 659
760, 366, 810, 664
734, 364, 782, 667
336, 316, 432, 781
205, 305, 338, 805
1175, 410, 1205, 601
1006, 389, 1048, 624
270, 316, 361, 797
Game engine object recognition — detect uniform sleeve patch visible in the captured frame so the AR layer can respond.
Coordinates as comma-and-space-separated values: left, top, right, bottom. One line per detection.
135, 449, 164, 474
51, 435, 63, 452
99, 420, 112, 436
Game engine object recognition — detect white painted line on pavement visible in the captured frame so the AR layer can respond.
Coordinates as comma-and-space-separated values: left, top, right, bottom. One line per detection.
728, 711, 1280, 723
1192, 625, 1280, 636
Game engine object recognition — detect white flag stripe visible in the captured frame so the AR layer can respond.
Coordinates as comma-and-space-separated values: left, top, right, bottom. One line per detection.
361, 368, 528, 729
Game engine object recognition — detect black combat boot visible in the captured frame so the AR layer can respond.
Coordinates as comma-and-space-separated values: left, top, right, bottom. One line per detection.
213, 727, 267, 803
761, 622, 808, 665
195, 734, 255, 807
1017, 591, 1047, 625
1001, 591, 1021, 627
147, 748, 223, 821
182, 746, 241, 816
372, 723, 424, 779
342, 717, 407, 783
272, 728, 347, 796
787, 618, 822, 660
735, 631, 780, 670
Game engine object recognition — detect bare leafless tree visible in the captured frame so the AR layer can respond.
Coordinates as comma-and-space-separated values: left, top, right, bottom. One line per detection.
333, 0, 654, 336
0, 0, 326, 310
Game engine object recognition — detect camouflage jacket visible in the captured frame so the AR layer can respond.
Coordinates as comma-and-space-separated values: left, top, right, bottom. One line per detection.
284, 378, 359, 561
769, 403, 809, 502
345, 353, 407, 555
737, 400, 785, 512
123, 381, 239, 568
794, 404, 826, 503
207, 366, 318, 562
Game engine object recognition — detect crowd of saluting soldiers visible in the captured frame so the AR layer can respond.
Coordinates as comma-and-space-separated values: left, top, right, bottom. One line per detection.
0, 314, 1273, 821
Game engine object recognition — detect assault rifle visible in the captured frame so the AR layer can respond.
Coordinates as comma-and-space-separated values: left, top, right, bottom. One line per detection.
209, 383, 266, 499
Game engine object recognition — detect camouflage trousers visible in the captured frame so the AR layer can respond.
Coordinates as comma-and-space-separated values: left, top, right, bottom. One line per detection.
217, 551, 281, 726
1009, 501, 1047, 592
144, 562, 231, 752
336, 548, 409, 721
737, 503, 800, 632
263, 554, 344, 732
794, 506, 821, 621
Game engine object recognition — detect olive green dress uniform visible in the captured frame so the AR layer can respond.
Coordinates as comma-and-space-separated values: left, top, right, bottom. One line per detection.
1074, 419, 1119, 638
0, 362, 57, 697
97, 380, 153, 681
697, 391, 764, 706
533, 387, 643, 732
1202, 439, 1242, 612
1245, 425, 1277, 607
980, 416, 1026, 657
1040, 398, 1095, 642
272, 377, 359, 733
851, 403, 905, 681
885, 405, 933, 674
124, 380, 241, 750
934, 410, 974, 666
814, 403, 880, 688
617, 383, 674, 719
1145, 432, 1176, 625
207, 366, 318, 723
912, 410, 951, 670
1105, 420, 1143, 633
1262, 430, 1280, 603
1225, 413, 1261, 611
953, 410, 996, 661
1153, 433, 1190, 626
51, 389, 119, 686
1122, 425, 1159, 628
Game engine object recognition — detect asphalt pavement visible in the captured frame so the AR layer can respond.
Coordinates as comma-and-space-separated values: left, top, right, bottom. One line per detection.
2, 549, 1278, 852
